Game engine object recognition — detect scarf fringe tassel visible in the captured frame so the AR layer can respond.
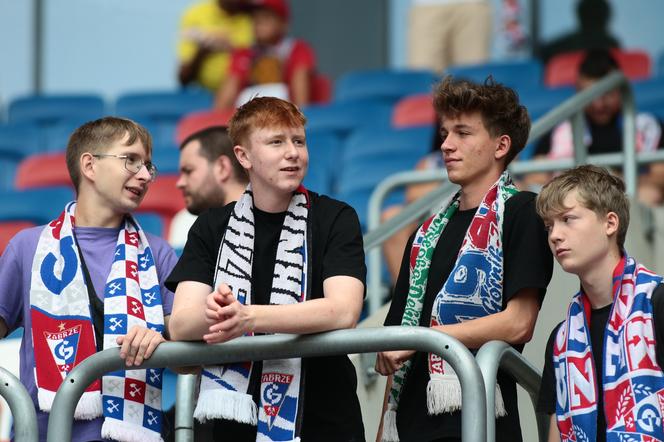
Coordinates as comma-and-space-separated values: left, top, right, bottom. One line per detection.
193, 388, 257, 425
426, 378, 507, 417
381, 405, 399, 442
38, 389, 102, 420
102, 417, 164, 442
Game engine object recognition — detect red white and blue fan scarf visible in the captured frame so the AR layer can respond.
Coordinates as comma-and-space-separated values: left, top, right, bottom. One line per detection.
30, 201, 165, 442
382, 172, 517, 441
554, 256, 664, 442
195, 185, 310, 442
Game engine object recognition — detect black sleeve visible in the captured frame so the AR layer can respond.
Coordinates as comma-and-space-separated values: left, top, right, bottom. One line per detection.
321, 204, 366, 286
658, 120, 664, 149
534, 131, 553, 157
536, 323, 562, 414
165, 206, 230, 292
503, 192, 554, 305
384, 231, 417, 326
651, 283, 664, 368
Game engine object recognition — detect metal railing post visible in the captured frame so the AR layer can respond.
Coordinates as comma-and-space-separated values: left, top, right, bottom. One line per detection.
0, 367, 38, 442
174, 374, 197, 442
47, 327, 486, 442
571, 111, 587, 166
476, 341, 548, 442
621, 81, 638, 197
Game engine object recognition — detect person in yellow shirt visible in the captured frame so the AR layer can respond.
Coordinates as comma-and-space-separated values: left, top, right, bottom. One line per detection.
178, 0, 254, 92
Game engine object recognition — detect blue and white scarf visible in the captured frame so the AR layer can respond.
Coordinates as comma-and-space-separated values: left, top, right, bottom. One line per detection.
554, 255, 664, 442
195, 185, 310, 442
30, 201, 165, 442
383, 172, 516, 441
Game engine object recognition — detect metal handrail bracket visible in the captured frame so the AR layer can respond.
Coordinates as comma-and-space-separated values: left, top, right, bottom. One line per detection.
47, 327, 486, 442
0, 367, 38, 442
476, 341, 548, 442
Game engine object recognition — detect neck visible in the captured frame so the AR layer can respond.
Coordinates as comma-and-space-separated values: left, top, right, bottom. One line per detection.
74, 192, 124, 228
579, 249, 622, 309
458, 171, 502, 210
224, 181, 248, 206
252, 187, 291, 213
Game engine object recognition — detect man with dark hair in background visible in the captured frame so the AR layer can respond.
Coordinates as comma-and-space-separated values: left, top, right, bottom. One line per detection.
169, 126, 249, 249
526, 48, 664, 205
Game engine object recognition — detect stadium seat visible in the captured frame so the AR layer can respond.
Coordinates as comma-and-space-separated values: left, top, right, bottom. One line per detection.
445, 59, 543, 90
0, 186, 75, 224
633, 77, 664, 109
392, 94, 435, 128
312, 73, 333, 104
152, 149, 180, 175
0, 221, 36, 254
138, 175, 185, 238
8, 94, 105, 127
0, 122, 41, 159
116, 90, 214, 146
303, 100, 394, 137
303, 129, 342, 195
175, 109, 236, 145
334, 69, 437, 103
544, 49, 652, 87
342, 126, 433, 162
519, 86, 575, 120
15, 152, 71, 190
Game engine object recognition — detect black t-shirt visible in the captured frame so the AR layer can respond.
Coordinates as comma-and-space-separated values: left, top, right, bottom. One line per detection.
534, 114, 664, 158
536, 284, 664, 442
166, 192, 367, 441
384, 191, 554, 442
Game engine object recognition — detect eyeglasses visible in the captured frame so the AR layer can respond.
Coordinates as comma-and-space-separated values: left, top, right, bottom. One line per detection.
92, 154, 158, 181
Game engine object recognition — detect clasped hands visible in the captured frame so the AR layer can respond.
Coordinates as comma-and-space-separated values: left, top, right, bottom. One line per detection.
203, 283, 254, 344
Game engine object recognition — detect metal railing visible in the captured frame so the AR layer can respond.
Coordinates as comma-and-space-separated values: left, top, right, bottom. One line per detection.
363, 71, 649, 316
47, 327, 487, 442
0, 367, 38, 442
476, 341, 549, 442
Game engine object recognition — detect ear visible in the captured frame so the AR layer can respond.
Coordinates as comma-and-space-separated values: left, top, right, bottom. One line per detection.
605, 211, 619, 238
233, 144, 252, 172
215, 155, 232, 183
494, 134, 511, 161
79, 152, 96, 182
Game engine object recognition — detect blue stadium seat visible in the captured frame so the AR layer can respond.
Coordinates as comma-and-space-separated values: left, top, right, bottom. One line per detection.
303, 100, 394, 137
0, 187, 74, 224
39, 118, 91, 152
0, 122, 41, 159
115, 90, 213, 124
152, 149, 180, 175
334, 69, 438, 103
519, 86, 575, 120
8, 94, 105, 127
445, 59, 543, 91
134, 212, 165, 238
303, 130, 342, 195
633, 77, 664, 109
334, 127, 432, 229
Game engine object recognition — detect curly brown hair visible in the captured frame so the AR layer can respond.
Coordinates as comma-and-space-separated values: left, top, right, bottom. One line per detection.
433, 76, 531, 166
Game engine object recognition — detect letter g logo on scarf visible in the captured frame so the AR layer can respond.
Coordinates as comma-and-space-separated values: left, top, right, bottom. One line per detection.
40, 236, 78, 294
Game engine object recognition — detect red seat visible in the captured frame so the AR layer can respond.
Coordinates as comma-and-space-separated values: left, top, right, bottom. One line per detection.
175, 109, 236, 145
311, 73, 332, 104
545, 49, 652, 87
139, 175, 185, 238
15, 152, 72, 190
392, 94, 435, 128
0, 221, 36, 254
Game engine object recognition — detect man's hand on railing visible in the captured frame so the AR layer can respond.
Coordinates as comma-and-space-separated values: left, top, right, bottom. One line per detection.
116, 325, 166, 367
375, 349, 415, 376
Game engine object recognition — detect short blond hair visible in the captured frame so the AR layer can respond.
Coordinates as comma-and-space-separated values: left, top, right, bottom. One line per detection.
535, 165, 629, 248
228, 97, 306, 146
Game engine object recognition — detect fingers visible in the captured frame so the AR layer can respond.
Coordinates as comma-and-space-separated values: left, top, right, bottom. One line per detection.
374, 351, 413, 376
117, 326, 165, 367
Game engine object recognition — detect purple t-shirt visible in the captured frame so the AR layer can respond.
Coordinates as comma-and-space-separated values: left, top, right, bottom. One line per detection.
0, 225, 178, 442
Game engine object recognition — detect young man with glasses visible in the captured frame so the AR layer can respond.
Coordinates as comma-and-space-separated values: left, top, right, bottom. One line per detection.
0, 117, 178, 442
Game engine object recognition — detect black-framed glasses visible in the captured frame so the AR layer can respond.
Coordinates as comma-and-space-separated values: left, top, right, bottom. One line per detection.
92, 154, 158, 181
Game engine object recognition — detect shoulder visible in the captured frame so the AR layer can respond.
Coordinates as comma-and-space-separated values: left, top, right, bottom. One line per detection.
652, 282, 664, 304
310, 192, 358, 219
145, 233, 175, 254
6, 225, 45, 254
506, 190, 537, 212
182, 1, 214, 19
197, 204, 235, 229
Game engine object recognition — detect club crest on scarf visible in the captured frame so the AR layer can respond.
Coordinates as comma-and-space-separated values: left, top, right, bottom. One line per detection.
261, 372, 294, 429
554, 256, 664, 442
